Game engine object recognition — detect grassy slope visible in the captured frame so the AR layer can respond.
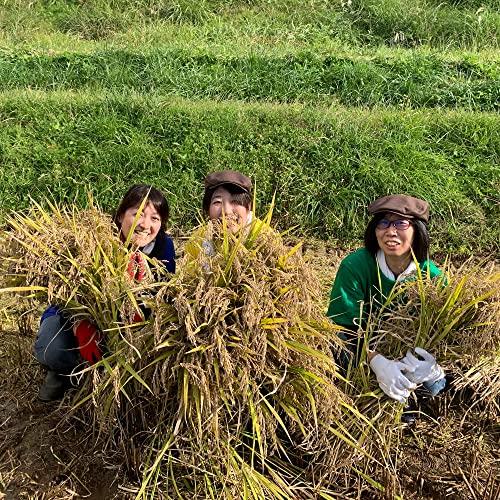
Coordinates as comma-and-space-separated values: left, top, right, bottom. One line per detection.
1, 91, 498, 253
0, 0, 498, 257
0, 2, 499, 498
1, 0, 499, 50
1, 50, 498, 109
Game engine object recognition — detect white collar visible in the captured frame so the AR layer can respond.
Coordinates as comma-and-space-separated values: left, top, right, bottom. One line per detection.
376, 249, 417, 282
141, 240, 155, 255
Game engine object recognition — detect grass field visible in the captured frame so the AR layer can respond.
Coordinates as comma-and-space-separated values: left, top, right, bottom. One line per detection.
0, 0, 499, 498
0, 91, 498, 253
1, 50, 498, 109
0, 0, 499, 255
1, 1, 499, 50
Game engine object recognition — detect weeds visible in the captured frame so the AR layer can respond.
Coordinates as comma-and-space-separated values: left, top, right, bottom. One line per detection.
0, 0, 498, 50
0, 50, 498, 110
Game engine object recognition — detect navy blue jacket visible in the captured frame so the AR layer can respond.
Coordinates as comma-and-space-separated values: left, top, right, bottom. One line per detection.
146, 229, 176, 274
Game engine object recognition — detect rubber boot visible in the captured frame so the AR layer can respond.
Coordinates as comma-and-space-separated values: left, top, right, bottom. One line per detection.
38, 370, 70, 402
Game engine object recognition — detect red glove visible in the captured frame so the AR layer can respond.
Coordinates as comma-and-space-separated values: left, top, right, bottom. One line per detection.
127, 251, 146, 282
130, 311, 143, 324
73, 320, 102, 364
126, 252, 146, 323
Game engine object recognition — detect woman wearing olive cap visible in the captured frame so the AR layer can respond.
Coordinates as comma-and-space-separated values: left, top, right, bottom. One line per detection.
327, 194, 446, 404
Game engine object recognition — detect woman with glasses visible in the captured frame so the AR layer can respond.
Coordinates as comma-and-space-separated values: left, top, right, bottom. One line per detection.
327, 194, 445, 406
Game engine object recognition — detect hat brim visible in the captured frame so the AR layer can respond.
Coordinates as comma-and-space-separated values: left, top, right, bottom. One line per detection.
206, 181, 250, 193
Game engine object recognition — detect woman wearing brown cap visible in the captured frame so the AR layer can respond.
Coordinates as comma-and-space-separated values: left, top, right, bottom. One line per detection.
184, 170, 256, 262
202, 170, 253, 233
327, 194, 445, 405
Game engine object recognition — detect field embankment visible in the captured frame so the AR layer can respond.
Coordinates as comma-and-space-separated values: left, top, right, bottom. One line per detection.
0, 92, 498, 255
1, 50, 498, 109
1, 0, 499, 51
0, 0, 499, 256
0, 0, 500, 255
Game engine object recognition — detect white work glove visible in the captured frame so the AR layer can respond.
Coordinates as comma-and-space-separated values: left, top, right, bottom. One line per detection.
400, 347, 444, 385
369, 354, 417, 403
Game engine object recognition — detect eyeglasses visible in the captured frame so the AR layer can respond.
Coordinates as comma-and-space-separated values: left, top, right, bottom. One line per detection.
376, 219, 412, 231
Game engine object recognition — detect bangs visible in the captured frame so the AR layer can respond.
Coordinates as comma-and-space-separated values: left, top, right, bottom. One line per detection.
203, 184, 252, 214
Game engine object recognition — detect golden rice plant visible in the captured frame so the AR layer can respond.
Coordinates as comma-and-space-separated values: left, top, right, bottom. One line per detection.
0, 202, 374, 498
87, 215, 371, 498
368, 261, 500, 414
1, 200, 498, 498
0, 199, 168, 396
338, 260, 499, 406
372, 264, 500, 498
328, 259, 500, 496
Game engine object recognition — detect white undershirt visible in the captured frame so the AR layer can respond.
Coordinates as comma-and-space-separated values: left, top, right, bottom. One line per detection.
141, 240, 155, 255
376, 249, 417, 282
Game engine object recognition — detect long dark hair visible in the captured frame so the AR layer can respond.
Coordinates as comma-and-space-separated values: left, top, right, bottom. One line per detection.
114, 185, 169, 230
364, 213, 430, 262
202, 183, 252, 216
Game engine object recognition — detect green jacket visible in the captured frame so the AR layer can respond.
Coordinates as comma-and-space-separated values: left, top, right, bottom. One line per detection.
327, 248, 441, 330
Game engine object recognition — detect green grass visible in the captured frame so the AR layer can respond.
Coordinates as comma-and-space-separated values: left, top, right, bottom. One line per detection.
0, 49, 498, 109
0, 91, 498, 255
0, 0, 498, 51
0, 2, 498, 253
348, 0, 500, 48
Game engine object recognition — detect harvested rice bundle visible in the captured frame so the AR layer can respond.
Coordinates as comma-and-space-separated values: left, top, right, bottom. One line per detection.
321, 265, 499, 498
369, 263, 500, 415
88, 217, 357, 498
0, 201, 165, 346
0, 201, 368, 497
345, 264, 500, 498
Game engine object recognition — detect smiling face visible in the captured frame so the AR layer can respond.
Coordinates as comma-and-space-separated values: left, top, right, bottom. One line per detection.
119, 202, 162, 247
208, 186, 250, 233
375, 213, 415, 258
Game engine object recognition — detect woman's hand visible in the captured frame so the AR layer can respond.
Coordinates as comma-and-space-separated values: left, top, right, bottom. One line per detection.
401, 347, 444, 385
369, 354, 417, 402
73, 320, 102, 364
127, 251, 146, 281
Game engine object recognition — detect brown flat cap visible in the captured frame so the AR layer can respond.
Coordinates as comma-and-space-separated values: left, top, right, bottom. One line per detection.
204, 170, 252, 193
368, 194, 429, 222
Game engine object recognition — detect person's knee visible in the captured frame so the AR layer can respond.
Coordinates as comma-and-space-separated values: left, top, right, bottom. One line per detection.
34, 315, 79, 372
423, 376, 447, 397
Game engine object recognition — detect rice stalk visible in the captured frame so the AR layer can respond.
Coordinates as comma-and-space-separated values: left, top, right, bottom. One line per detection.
325, 259, 500, 495
0, 203, 375, 497
366, 261, 500, 413
106, 218, 362, 497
